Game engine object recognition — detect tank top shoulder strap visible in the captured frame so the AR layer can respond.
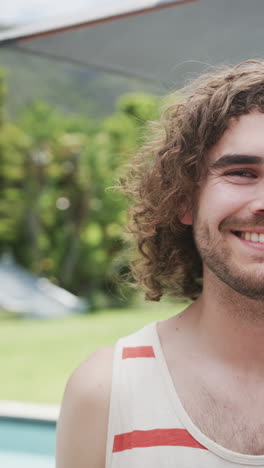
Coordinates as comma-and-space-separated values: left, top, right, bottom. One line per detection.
105, 322, 183, 468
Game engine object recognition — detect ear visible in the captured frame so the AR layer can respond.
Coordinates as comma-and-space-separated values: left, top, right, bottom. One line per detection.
180, 212, 193, 226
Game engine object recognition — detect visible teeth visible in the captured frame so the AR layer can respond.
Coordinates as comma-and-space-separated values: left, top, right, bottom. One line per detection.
251, 233, 259, 242
239, 232, 264, 243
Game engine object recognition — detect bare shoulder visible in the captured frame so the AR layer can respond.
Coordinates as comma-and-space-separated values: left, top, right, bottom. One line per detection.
56, 346, 115, 468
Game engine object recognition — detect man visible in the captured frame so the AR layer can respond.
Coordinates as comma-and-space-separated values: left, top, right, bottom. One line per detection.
56, 61, 264, 467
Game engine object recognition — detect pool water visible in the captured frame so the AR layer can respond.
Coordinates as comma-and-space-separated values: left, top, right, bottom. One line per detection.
0, 417, 56, 468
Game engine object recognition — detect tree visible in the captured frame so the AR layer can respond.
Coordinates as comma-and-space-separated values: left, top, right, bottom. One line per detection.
0, 69, 30, 258
0, 65, 161, 309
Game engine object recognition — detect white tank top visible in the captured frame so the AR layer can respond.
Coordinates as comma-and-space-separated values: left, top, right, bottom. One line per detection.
105, 321, 264, 467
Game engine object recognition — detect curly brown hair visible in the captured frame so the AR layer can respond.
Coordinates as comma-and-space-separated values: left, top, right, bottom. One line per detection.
122, 60, 264, 301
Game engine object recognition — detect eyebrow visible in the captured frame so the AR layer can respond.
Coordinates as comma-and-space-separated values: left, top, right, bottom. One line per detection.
210, 154, 264, 170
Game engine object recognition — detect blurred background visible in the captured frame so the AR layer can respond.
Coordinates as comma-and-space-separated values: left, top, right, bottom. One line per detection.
1, 0, 264, 466
0, 2, 181, 467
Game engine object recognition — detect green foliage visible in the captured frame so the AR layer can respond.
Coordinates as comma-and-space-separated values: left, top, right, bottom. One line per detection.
0, 68, 7, 123
0, 67, 161, 308
118, 93, 160, 122
0, 119, 30, 248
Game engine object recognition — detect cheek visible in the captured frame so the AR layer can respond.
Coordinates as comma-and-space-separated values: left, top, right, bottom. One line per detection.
198, 183, 249, 223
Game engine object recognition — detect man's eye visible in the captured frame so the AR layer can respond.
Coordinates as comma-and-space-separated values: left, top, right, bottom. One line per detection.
224, 170, 257, 178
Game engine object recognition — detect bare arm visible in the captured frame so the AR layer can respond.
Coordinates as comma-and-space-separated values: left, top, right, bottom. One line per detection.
56, 346, 114, 468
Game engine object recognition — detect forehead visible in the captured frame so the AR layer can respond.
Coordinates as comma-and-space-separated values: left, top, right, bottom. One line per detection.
207, 111, 264, 163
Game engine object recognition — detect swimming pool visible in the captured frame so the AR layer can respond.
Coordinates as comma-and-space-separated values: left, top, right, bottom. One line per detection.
0, 416, 56, 468
0, 418, 56, 468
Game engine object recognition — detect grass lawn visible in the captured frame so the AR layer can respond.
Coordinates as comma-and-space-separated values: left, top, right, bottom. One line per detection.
0, 300, 187, 404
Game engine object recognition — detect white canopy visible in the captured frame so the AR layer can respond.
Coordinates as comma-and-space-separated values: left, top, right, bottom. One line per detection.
0, 0, 264, 87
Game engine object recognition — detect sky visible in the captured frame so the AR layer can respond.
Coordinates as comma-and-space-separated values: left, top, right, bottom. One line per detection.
1, 0, 115, 26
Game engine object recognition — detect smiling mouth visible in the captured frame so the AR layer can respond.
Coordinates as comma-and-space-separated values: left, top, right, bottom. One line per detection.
232, 231, 264, 243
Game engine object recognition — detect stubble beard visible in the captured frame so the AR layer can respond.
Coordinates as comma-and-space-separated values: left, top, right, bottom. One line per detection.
193, 218, 264, 302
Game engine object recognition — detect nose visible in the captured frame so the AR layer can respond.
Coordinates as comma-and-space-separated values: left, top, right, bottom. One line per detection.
248, 185, 264, 214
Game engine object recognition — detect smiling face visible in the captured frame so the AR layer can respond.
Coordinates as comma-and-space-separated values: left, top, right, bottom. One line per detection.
192, 111, 264, 299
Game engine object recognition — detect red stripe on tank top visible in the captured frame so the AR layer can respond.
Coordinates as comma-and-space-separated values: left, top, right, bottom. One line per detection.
113, 428, 207, 452
122, 346, 155, 359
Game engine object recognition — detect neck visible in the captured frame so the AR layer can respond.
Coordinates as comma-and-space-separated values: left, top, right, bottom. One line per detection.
191, 269, 264, 375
